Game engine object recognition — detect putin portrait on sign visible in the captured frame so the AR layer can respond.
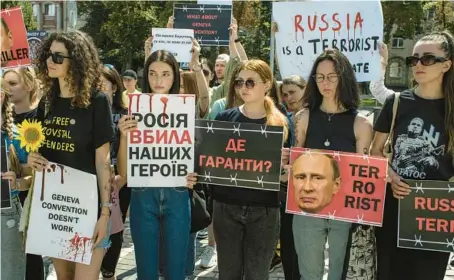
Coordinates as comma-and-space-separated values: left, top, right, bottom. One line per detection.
292, 152, 341, 214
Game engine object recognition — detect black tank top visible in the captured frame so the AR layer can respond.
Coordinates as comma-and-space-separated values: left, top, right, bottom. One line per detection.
305, 108, 357, 153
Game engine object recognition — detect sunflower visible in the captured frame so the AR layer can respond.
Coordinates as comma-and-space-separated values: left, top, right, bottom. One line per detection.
16, 119, 45, 153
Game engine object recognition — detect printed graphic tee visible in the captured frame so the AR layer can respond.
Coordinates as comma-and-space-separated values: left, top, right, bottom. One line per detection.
36, 92, 115, 175
374, 90, 454, 181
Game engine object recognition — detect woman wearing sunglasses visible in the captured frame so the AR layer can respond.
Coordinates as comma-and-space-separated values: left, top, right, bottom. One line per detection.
186, 59, 289, 279
371, 31, 454, 280
292, 49, 373, 280
28, 31, 115, 280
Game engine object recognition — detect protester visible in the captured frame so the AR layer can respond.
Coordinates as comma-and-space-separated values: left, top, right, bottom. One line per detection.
187, 59, 289, 279
28, 30, 115, 280
99, 64, 128, 280
280, 75, 306, 113
1, 78, 33, 280
371, 30, 454, 280
2, 65, 44, 280
116, 50, 191, 280
292, 49, 373, 280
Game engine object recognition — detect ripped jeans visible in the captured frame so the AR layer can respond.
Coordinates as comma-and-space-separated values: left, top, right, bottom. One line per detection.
1, 196, 25, 280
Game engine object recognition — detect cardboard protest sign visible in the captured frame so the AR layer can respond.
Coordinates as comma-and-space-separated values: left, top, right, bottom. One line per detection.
152, 28, 194, 63
27, 31, 47, 63
286, 148, 388, 226
174, 3, 232, 46
1, 142, 12, 209
272, 1, 383, 82
398, 180, 454, 253
26, 163, 98, 264
128, 94, 195, 187
0, 7, 31, 69
195, 120, 284, 191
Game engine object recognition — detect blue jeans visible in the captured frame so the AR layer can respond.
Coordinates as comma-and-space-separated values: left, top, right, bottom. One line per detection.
159, 232, 197, 277
293, 215, 351, 280
1, 196, 25, 280
130, 187, 190, 280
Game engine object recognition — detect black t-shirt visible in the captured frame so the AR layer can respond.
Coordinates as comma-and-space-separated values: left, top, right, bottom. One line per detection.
14, 107, 38, 125
111, 106, 128, 170
36, 92, 115, 175
211, 107, 290, 207
374, 90, 454, 181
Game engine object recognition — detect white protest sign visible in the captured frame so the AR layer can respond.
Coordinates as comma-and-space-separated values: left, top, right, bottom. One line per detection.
26, 163, 98, 265
128, 94, 195, 187
272, 1, 383, 82
152, 28, 194, 63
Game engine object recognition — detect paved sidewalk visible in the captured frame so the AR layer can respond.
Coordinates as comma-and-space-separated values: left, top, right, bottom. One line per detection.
110, 219, 454, 280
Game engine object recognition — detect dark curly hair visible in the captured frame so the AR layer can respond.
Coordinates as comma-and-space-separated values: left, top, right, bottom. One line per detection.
36, 30, 102, 109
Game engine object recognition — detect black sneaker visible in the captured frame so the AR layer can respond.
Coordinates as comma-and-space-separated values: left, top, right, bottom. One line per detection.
269, 253, 281, 272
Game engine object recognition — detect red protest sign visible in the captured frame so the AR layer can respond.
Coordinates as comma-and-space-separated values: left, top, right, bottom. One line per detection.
286, 148, 388, 226
1, 7, 31, 69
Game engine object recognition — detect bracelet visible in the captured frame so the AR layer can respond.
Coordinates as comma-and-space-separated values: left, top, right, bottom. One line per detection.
234, 38, 242, 43
100, 202, 112, 209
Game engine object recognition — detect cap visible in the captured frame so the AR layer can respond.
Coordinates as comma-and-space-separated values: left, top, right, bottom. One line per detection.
122, 70, 138, 80
216, 54, 230, 63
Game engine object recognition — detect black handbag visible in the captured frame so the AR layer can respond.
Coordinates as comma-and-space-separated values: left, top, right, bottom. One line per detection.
190, 183, 212, 233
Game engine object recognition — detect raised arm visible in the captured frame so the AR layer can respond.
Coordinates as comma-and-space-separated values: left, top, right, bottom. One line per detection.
369, 43, 395, 104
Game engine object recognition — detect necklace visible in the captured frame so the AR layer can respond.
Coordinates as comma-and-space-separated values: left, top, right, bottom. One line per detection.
326, 112, 336, 122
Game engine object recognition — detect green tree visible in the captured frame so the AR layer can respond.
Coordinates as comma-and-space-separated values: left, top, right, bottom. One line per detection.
1, 1, 37, 31
381, 1, 425, 43
423, 0, 454, 35
78, 1, 164, 71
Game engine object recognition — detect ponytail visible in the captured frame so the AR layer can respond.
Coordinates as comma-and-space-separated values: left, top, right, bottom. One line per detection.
264, 96, 289, 142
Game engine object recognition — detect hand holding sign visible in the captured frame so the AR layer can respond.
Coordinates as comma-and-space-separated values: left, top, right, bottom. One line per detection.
118, 115, 138, 137
28, 152, 49, 172
229, 21, 238, 42
91, 214, 109, 250
388, 167, 411, 199
1, 171, 17, 189
186, 172, 197, 189
167, 16, 175, 28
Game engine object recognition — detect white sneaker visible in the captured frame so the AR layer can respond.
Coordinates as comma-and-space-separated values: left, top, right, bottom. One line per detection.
197, 229, 208, 239
46, 264, 57, 280
200, 246, 217, 268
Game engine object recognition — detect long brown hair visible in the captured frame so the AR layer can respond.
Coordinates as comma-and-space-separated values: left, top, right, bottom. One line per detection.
101, 65, 126, 111
418, 31, 454, 152
226, 65, 243, 109
1, 79, 22, 176
36, 31, 102, 109
182, 71, 199, 97
238, 60, 289, 141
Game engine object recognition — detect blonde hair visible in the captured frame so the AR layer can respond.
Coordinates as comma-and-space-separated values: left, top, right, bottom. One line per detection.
1, 79, 22, 176
239, 60, 289, 142
3, 66, 40, 105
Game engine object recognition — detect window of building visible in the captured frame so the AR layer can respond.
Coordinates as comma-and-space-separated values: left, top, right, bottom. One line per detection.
392, 38, 404, 49
44, 3, 56, 17
389, 61, 403, 78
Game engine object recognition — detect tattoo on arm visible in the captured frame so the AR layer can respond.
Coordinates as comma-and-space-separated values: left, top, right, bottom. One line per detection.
293, 111, 304, 147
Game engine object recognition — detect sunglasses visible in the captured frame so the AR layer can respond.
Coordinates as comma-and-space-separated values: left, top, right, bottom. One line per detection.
405, 54, 448, 67
47, 52, 71, 64
233, 79, 261, 90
